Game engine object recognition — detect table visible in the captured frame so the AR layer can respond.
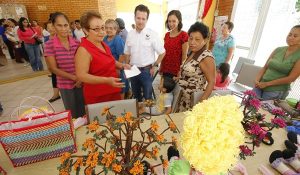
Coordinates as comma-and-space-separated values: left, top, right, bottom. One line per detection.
0, 112, 286, 175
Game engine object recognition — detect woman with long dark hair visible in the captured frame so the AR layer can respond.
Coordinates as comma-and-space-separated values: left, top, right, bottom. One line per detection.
17, 17, 43, 71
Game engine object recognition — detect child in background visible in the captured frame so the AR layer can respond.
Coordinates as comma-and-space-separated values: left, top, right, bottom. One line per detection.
214, 63, 231, 90
145, 74, 176, 115
159, 74, 176, 114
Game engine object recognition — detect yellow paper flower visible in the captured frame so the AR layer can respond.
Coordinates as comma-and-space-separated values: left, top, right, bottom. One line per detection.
181, 95, 245, 175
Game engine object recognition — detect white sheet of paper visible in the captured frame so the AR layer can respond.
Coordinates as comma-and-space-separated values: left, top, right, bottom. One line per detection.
124, 65, 141, 78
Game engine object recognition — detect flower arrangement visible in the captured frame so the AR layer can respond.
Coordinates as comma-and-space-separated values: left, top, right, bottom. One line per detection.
58, 105, 179, 175
239, 90, 289, 159
181, 95, 245, 175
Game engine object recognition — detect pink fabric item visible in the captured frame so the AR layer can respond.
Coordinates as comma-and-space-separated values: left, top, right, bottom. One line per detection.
258, 165, 274, 175
233, 162, 248, 175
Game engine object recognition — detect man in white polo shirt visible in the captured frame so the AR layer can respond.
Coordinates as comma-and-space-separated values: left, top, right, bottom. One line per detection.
74, 20, 85, 42
124, 4, 165, 107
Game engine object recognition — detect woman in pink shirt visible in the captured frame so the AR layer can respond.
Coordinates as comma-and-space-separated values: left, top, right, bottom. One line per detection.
17, 17, 43, 71
44, 12, 85, 118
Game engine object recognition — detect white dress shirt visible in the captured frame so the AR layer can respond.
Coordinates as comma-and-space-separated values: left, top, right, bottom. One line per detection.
74, 28, 85, 42
124, 28, 165, 67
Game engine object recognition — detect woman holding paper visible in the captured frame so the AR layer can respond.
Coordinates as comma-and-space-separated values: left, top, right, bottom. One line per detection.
75, 11, 131, 105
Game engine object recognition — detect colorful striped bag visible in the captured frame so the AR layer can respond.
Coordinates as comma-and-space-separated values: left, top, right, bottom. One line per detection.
0, 106, 77, 167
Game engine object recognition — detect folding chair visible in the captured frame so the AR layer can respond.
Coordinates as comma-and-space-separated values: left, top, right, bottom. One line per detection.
87, 99, 138, 124
228, 63, 262, 96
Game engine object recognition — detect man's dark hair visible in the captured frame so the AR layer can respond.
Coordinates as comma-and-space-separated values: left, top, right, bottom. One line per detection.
134, 4, 150, 19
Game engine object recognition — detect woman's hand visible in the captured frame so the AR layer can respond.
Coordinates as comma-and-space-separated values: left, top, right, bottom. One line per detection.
31, 32, 37, 38
123, 64, 131, 70
256, 82, 270, 89
107, 77, 125, 88
74, 81, 82, 88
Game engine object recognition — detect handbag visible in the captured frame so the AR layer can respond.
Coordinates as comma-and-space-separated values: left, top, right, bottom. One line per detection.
29, 26, 43, 45
0, 106, 77, 167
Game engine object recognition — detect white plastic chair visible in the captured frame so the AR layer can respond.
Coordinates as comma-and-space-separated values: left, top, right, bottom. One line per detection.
87, 99, 138, 124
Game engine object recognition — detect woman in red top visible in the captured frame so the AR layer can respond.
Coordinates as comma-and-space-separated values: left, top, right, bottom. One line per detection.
17, 17, 43, 71
160, 10, 189, 78
75, 11, 131, 105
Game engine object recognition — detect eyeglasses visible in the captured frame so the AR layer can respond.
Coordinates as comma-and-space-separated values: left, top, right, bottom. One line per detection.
89, 27, 105, 33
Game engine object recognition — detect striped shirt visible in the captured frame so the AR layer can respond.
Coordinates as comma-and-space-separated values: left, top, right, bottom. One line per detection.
44, 35, 80, 89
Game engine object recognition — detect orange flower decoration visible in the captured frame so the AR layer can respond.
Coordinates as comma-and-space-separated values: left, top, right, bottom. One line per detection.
156, 134, 164, 142
112, 163, 122, 173
83, 138, 96, 151
101, 150, 116, 168
73, 157, 83, 170
101, 107, 110, 115
124, 112, 133, 122
163, 160, 169, 168
116, 116, 125, 123
150, 120, 159, 132
129, 160, 144, 175
59, 169, 70, 175
60, 152, 71, 163
85, 167, 93, 175
86, 152, 99, 168
152, 146, 159, 158
145, 151, 152, 158
169, 121, 177, 131
87, 121, 99, 132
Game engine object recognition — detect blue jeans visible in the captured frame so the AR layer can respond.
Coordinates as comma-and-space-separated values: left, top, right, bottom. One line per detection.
253, 88, 289, 100
24, 43, 43, 71
120, 70, 129, 93
130, 67, 153, 102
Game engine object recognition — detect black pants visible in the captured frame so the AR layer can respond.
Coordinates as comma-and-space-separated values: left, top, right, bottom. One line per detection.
4, 40, 15, 59
51, 73, 57, 88
21, 42, 29, 62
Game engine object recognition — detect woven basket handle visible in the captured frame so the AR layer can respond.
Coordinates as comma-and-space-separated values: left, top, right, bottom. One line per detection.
9, 105, 52, 130
10, 105, 50, 120
18, 96, 55, 116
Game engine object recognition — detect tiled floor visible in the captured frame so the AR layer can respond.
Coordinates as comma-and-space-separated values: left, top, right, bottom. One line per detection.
0, 75, 65, 122
0, 56, 48, 83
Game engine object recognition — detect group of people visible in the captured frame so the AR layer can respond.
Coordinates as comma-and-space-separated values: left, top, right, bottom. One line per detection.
1, 3, 300, 118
